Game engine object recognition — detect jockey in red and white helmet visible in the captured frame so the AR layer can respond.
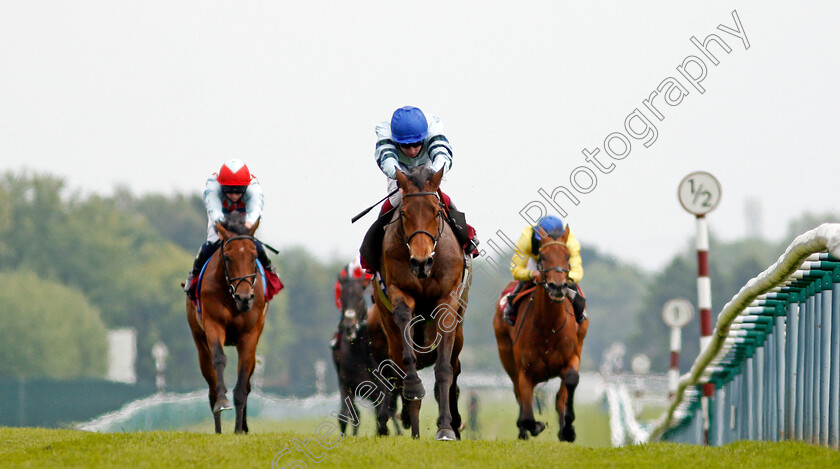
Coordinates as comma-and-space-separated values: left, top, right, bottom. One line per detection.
335, 255, 373, 310
331, 255, 373, 349
183, 159, 277, 295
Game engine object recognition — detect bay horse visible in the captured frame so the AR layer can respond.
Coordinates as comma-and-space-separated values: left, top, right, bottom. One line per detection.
372, 167, 470, 440
330, 275, 402, 436
186, 213, 269, 434
492, 227, 588, 441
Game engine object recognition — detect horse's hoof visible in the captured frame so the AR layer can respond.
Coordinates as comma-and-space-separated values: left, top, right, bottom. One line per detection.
402, 379, 426, 401
436, 428, 457, 441
560, 425, 576, 442
530, 421, 546, 437
213, 399, 233, 413
518, 431, 529, 440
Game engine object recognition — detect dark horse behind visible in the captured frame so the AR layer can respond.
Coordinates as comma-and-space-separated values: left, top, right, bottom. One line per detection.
493, 226, 588, 441
331, 274, 401, 436
369, 167, 471, 441
186, 212, 270, 434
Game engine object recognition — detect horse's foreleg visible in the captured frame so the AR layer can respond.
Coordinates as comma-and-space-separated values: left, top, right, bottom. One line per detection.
233, 334, 258, 434
516, 371, 545, 439
405, 398, 422, 439
338, 387, 349, 435
204, 323, 231, 415
391, 300, 424, 401
558, 359, 581, 442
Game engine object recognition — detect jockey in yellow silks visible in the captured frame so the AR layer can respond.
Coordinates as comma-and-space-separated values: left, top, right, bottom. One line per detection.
502, 215, 587, 325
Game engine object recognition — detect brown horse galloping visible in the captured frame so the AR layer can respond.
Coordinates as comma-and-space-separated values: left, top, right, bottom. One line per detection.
372, 167, 470, 440
186, 213, 269, 434
493, 227, 588, 441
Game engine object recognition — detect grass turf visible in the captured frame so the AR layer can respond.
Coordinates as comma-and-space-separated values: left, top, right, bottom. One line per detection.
2, 427, 837, 469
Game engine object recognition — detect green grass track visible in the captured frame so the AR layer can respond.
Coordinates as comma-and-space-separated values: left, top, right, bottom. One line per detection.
2, 427, 838, 468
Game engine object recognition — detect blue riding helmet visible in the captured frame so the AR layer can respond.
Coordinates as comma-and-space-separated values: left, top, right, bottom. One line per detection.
535, 216, 565, 240
390, 106, 428, 144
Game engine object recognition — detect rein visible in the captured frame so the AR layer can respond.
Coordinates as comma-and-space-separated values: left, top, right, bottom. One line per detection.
399, 191, 445, 256
221, 234, 259, 298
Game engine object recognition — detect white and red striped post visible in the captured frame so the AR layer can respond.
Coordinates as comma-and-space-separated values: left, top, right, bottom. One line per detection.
696, 214, 715, 443
678, 171, 722, 445
662, 298, 694, 400
669, 327, 681, 399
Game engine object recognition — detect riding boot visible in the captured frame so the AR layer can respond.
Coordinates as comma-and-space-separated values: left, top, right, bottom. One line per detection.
503, 281, 528, 325
184, 241, 219, 293
444, 200, 480, 257
256, 242, 277, 274
566, 283, 588, 324
360, 202, 398, 274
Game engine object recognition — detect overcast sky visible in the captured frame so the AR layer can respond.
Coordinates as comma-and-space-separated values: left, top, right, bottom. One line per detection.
1, 2, 837, 272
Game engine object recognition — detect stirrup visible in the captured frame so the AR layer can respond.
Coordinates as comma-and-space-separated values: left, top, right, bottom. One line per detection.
576, 311, 588, 324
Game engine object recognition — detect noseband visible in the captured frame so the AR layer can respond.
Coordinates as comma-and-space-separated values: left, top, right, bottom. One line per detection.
221, 235, 259, 299
399, 191, 445, 256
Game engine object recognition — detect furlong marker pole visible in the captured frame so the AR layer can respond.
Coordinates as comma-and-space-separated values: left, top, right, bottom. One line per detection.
696, 214, 715, 444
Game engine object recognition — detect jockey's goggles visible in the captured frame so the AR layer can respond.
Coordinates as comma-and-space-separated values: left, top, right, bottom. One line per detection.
399, 141, 424, 150
222, 185, 248, 194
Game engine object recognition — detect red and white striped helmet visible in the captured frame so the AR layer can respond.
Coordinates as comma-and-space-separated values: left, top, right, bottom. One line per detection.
216, 159, 252, 190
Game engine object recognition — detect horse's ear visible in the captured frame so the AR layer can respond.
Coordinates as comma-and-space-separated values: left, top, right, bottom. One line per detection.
561, 225, 571, 243
536, 226, 549, 240
216, 221, 229, 241
429, 167, 444, 191
249, 218, 260, 236
395, 170, 409, 190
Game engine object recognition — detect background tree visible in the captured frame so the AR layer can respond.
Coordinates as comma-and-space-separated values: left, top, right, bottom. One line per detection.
0, 270, 108, 377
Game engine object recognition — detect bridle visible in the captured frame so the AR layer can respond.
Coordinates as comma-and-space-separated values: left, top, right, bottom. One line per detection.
221, 235, 259, 298
397, 191, 445, 256
536, 240, 571, 301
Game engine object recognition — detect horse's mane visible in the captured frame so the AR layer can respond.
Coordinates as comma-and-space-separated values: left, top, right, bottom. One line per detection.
404, 166, 435, 191
222, 212, 250, 235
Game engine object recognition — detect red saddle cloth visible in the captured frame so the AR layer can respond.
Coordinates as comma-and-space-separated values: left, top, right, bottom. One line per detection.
264, 269, 283, 301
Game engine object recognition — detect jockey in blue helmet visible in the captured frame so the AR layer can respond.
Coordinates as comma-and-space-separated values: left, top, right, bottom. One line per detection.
360, 106, 479, 273
502, 215, 587, 326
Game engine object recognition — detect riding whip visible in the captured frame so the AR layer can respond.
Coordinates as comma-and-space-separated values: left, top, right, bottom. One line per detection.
351, 189, 399, 223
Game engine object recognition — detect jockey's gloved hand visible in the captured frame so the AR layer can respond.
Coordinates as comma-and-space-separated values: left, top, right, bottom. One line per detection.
381, 158, 400, 179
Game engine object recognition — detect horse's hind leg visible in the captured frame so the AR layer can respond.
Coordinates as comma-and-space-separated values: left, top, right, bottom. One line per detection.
557, 364, 580, 442
389, 395, 403, 436
352, 399, 360, 436
374, 391, 389, 436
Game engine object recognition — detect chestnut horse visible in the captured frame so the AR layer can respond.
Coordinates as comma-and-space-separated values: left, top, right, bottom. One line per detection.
372, 167, 470, 440
492, 227, 588, 441
186, 214, 269, 434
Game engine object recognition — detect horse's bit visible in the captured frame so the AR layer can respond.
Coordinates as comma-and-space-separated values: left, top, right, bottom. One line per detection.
399, 191, 445, 256
221, 235, 259, 298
